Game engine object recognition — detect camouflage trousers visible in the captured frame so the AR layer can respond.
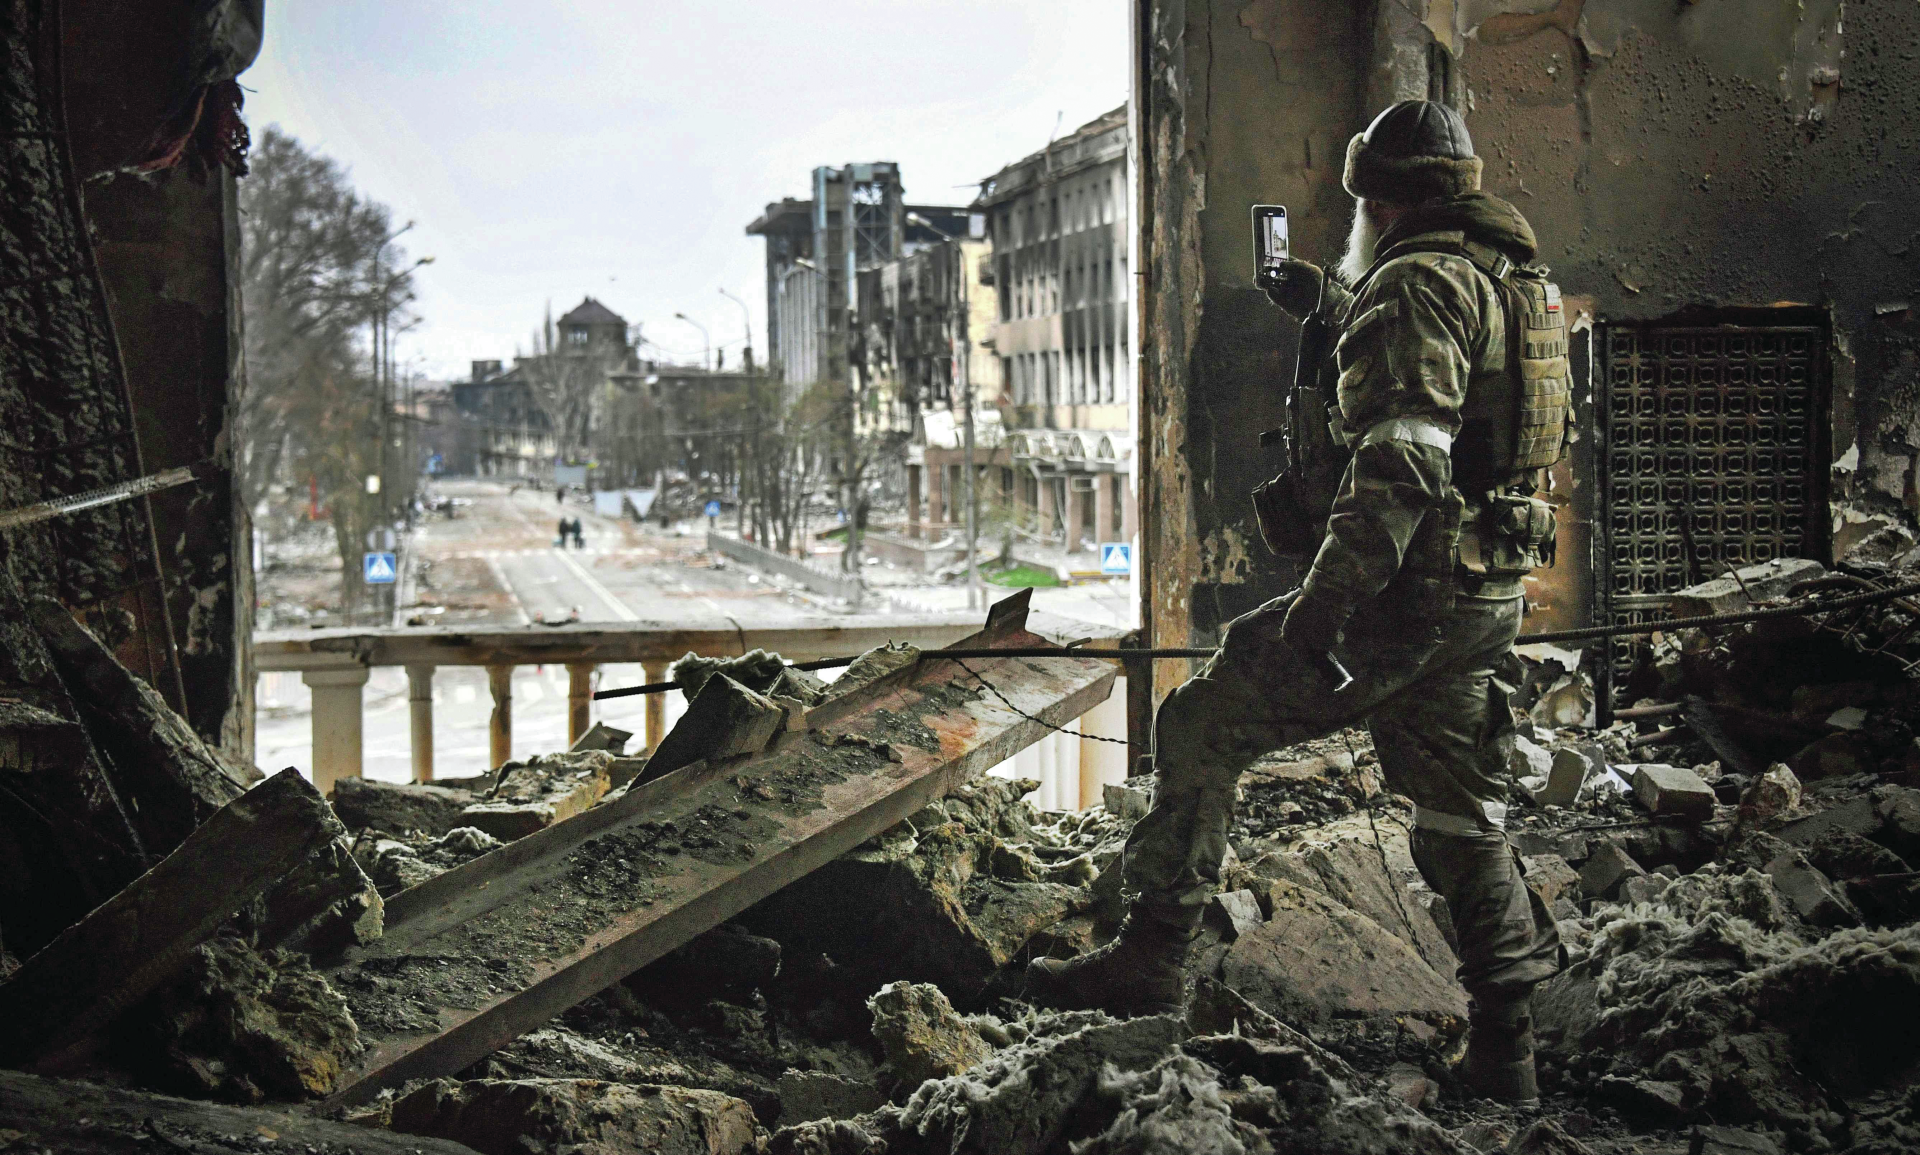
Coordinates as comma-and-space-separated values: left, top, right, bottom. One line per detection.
1122, 591, 1562, 999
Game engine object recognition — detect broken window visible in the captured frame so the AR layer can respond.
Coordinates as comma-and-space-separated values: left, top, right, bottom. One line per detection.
1595, 312, 1832, 698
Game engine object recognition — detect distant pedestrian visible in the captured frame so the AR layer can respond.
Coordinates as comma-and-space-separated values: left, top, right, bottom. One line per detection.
556, 484, 567, 504
556, 516, 569, 548
570, 517, 584, 549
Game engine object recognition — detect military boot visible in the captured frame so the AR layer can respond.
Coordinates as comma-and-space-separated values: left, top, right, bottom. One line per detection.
1024, 908, 1195, 1017
1459, 990, 1539, 1105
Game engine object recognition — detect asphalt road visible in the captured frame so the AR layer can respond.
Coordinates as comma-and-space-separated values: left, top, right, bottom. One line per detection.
256, 480, 846, 782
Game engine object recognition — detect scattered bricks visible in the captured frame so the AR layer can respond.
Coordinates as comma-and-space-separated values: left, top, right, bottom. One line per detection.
1667, 557, 1825, 618
867, 981, 992, 1089
776, 1069, 885, 1126
1510, 734, 1553, 781
330, 777, 474, 836
1691, 1124, 1784, 1155
1536, 748, 1593, 808
1207, 889, 1265, 941
1632, 764, 1717, 822
1740, 764, 1803, 824
568, 721, 631, 754
1103, 780, 1151, 820
1521, 854, 1582, 912
1764, 850, 1860, 927
642, 673, 786, 785
1580, 842, 1646, 901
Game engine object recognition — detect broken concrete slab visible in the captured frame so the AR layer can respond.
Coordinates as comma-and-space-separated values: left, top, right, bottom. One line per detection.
0, 768, 350, 1071
1243, 837, 1461, 978
1101, 779, 1150, 820
570, 720, 632, 754
1505, 1118, 1596, 1155
1632, 764, 1717, 822
1620, 873, 1673, 904
1510, 733, 1552, 781
1742, 764, 1804, 825
330, 776, 475, 836
389, 1078, 762, 1155
868, 982, 993, 1090
0, 1069, 485, 1155
1218, 877, 1467, 1030
1207, 889, 1264, 940
1764, 850, 1859, 927
1522, 853, 1582, 913
1580, 842, 1646, 901
459, 753, 620, 841
776, 1069, 884, 1126
1691, 1124, 1784, 1155
642, 672, 787, 786
1668, 558, 1826, 618
1536, 748, 1592, 808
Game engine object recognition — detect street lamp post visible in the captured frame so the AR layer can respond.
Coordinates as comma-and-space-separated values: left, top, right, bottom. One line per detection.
718, 287, 753, 371
673, 312, 712, 372
906, 212, 982, 612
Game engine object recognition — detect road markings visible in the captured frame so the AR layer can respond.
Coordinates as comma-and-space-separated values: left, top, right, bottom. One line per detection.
552, 548, 641, 622
485, 557, 532, 626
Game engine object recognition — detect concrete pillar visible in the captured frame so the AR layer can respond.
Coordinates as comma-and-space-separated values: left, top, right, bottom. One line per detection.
567, 663, 594, 747
1121, 472, 1138, 545
1094, 474, 1115, 549
487, 663, 514, 770
1078, 675, 1128, 810
406, 664, 435, 783
643, 659, 670, 751
302, 667, 369, 794
1064, 482, 1087, 554
926, 458, 946, 532
906, 464, 923, 540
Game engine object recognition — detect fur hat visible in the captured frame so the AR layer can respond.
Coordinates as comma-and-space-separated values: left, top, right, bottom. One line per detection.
1343, 100, 1482, 204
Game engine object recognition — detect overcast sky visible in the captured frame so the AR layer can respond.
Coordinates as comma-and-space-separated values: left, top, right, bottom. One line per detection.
243, 2, 1130, 380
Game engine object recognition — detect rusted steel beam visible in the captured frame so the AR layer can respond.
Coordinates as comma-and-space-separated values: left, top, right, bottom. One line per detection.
318, 591, 1115, 1108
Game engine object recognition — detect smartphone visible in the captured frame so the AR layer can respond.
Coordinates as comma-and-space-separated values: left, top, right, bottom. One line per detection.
1251, 204, 1288, 285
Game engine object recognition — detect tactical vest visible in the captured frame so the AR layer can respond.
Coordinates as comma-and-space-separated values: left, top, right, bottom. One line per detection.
1359, 235, 1573, 489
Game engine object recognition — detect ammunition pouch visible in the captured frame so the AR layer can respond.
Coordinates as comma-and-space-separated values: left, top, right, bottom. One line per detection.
1458, 492, 1557, 581
1252, 469, 1319, 557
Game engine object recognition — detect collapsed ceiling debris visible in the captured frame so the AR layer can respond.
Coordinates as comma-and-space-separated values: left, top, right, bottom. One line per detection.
7, 559, 1920, 1155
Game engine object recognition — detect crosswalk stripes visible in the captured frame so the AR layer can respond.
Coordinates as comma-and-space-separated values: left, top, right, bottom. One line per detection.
438, 547, 653, 561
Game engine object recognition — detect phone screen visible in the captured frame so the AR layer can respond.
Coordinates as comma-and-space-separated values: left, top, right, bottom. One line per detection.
1251, 205, 1288, 279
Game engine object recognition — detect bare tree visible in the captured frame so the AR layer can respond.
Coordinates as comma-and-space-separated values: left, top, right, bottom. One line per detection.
518, 308, 625, 469
238, 127, 422, 620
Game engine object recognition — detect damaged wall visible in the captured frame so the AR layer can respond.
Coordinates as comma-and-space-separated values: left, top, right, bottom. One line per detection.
1138, 0, 1920, 700
1135, 0, 1372, 693
51, 0, 255, 755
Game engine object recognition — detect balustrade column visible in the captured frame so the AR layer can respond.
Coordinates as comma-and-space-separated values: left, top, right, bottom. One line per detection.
406, 664, 436, 782
642, 659, 669, 751
567, 663, 594, 747
302, 667, 369, 794
487, 663, 514, 769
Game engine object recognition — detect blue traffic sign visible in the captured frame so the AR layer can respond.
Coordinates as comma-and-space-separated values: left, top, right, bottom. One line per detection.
364, 551, 398, 585
1099, 542, 1132, 575
705, 500, 721, 518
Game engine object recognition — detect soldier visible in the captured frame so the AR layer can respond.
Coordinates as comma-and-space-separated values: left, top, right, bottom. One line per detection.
1027, 100, 1568, 1104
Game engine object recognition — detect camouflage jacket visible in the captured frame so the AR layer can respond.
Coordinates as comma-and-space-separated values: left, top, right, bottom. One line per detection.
1299, 193, 1540, 615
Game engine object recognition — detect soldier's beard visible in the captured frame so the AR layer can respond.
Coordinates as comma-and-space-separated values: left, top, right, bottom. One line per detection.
1336, 201, 1379, 287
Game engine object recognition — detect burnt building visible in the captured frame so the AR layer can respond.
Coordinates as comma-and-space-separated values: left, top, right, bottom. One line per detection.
973, 106, 1136, 558
448, 360, 555, 479
1131, 0, 1910, 710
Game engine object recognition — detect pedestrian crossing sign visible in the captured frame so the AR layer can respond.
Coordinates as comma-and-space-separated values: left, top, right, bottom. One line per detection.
363, 551, 397, 585
1100, 542, 1132, 575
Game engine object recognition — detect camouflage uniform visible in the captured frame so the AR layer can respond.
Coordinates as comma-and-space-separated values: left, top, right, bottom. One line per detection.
1121, 192, 1562, 1003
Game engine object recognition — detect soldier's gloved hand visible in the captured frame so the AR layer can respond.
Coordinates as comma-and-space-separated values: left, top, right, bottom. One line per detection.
1259, 259, 1326, 319
1281, 590, 1350, 657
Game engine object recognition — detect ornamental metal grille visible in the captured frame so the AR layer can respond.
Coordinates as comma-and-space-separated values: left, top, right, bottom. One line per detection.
1595, 322, 1829, 692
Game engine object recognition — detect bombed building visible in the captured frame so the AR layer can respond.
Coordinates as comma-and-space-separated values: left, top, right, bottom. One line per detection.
6, 4, 1920, 1155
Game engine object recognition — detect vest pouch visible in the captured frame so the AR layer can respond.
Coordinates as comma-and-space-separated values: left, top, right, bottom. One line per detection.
1459, 493, 1557, 578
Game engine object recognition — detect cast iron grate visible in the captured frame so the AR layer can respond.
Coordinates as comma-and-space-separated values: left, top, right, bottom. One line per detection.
1595, 322, 1830, 694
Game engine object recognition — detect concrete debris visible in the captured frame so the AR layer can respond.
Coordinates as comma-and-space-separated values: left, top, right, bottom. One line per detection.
776, 1070, 885, 1126
643, 672, 788, 785
1579, 842, 1647, 901
1522, 853, 1582, 916
1631, 763, 1718, 822
1691, 1123, 1785, 1155
389, 1077, 764, 1155
671, 649, 830, 706
330, 776, 478, 837
1102, 777, 1151, 820
866, 982, 993, 1090
0, 1068, 485, 1155
1207, 888, 1265, 939
1742, 764, 1804, 823
1669, 559, 1827, 618
122, 930, 362, 1103
1536, 747, 1593, 808
366, 825, 504, 896
570, 720, 632, 754
461, 750, 637, 839
1762, 847, 1860, 928
1505, 1118, 1597, 1155
1511, 733, 1553, 781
